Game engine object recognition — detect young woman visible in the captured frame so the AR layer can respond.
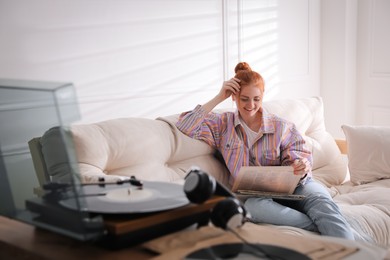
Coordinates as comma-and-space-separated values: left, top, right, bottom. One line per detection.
176, 62, 355, 239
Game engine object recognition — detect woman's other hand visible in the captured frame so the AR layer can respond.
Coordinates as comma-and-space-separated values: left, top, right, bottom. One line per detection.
292, 158, 311, 176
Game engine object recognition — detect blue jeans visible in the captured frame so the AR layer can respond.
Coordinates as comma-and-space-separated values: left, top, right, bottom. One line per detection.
244, 178, 355, 240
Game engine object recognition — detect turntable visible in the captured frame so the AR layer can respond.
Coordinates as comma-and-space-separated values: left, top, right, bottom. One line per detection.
23, 177, 225, 248
0, 79, 223, 248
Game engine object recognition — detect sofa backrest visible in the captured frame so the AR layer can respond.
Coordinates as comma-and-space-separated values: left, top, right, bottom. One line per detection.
69, 117, 231, 185
38, 96, 345, 187
263, 96, 341, 170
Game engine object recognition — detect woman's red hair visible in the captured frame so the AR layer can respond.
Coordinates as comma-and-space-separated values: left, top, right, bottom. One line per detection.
234, 62, 264, 92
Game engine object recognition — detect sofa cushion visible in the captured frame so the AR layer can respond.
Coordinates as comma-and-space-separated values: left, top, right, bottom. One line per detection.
262, 97, 338, 168
262, 97, 347, 186
342, 125, 390, 185
71, 118, 177, 182
156, 116, 231, 185
309, 155, 348, 187
332, 179, 390, 247
70, 117, 230, 185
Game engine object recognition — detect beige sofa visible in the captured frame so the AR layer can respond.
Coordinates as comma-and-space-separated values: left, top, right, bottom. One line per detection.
34, 96, 390, 254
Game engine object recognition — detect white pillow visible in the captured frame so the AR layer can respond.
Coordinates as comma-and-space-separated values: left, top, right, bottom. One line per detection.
341, 125, 390, 185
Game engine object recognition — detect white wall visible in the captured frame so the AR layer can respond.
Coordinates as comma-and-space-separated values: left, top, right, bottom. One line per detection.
356, 0, 390, 126
1, 0, 388, 143
0, 0, 226, 122
320, 0, 358, 138
320, 0, 390, 138
232, 0, 320, 101
0, 0, 320, 124
2, 1, 389, 133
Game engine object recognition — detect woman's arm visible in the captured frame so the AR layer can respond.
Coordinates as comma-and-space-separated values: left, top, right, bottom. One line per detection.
175, 78, 241, 147
202, 78, 241, 113
280, 124, 312, 182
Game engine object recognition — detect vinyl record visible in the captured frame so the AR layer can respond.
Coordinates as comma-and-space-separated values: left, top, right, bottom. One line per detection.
185, 243, 310, 260
60, 181, 190, 214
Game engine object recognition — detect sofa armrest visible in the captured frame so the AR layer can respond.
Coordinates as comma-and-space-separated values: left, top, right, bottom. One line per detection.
28, 137, 51, 197
335, 139, 347, 155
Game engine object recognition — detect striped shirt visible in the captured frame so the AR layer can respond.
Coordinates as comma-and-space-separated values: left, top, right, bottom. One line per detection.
176, 105, 312, 186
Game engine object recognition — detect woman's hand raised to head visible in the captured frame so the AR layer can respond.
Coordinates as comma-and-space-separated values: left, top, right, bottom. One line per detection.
217, 78, 241, 101
202, 78, 241, 113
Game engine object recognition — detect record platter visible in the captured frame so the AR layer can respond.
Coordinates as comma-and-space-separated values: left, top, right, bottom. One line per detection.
60, 181, 190, 214
25, 178, 225, 248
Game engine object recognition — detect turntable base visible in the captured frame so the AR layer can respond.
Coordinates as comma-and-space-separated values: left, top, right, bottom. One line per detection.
102, 195, 222, 235
1, 195, 226, 257
100, 195, 225, 248
0, 195, 225, 258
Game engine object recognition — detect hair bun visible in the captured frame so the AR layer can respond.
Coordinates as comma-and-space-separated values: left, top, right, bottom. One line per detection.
234, 62, 252, 73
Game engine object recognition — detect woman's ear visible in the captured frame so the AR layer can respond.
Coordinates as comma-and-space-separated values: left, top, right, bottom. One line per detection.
232, 94, 236, 101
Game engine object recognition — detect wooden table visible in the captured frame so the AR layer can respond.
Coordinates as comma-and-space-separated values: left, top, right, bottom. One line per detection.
0, 196, 224, 259
0, 215, 155, 259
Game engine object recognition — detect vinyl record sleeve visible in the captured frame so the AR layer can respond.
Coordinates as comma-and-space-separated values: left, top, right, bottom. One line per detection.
60, 181, 190, 214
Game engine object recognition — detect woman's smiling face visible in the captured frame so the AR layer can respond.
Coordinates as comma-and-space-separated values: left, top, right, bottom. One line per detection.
235, 84, 263, 119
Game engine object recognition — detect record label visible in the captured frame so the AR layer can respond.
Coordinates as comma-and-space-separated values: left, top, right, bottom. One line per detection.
60, 181, 190, 214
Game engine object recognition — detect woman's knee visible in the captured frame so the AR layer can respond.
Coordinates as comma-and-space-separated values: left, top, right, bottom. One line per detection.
296, 181, 333, 201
